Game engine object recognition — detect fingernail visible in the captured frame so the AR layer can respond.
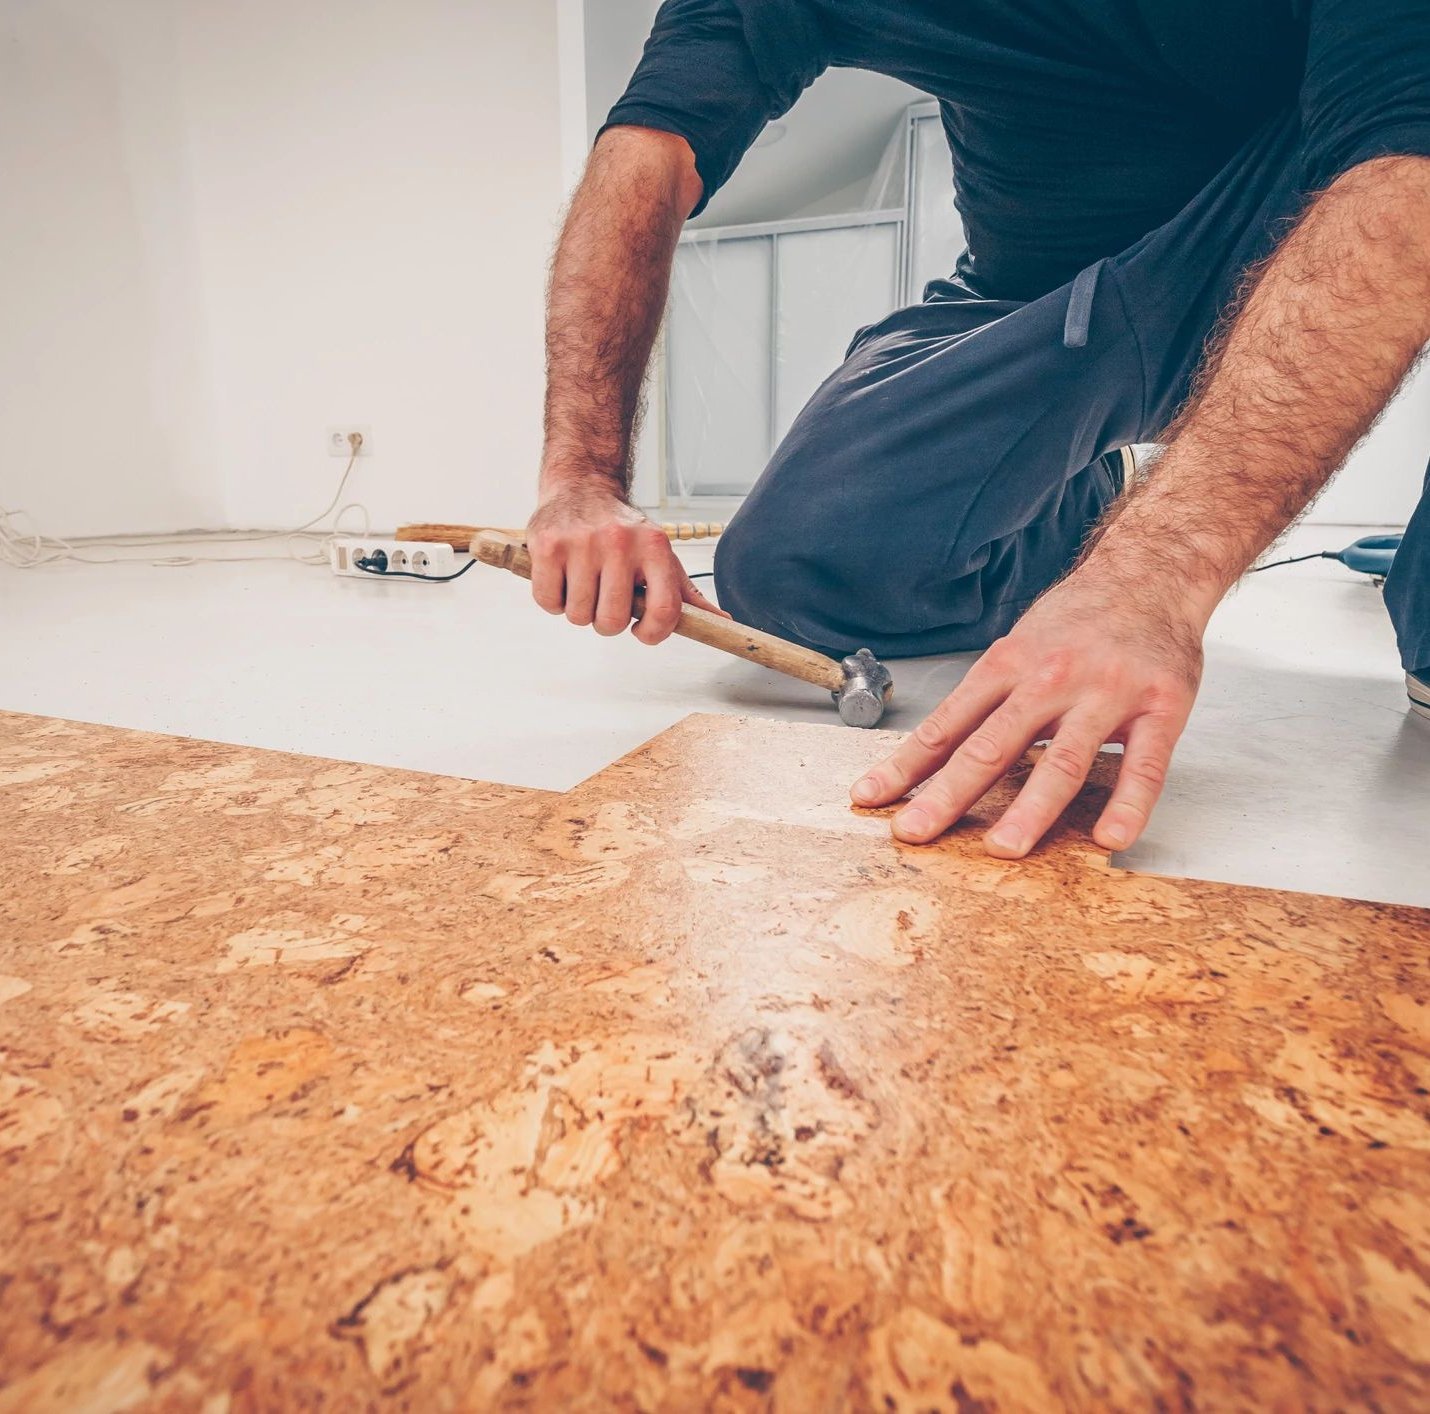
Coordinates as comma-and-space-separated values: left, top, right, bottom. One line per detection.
1102, 823, 1129, 849
987, 825, 1025, 855
852, 776, 880, 804
894, 806, 930, 838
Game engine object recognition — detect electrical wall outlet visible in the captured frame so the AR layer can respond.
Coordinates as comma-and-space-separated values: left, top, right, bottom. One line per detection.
327, 425, 373, 457
329, 537, 458, 580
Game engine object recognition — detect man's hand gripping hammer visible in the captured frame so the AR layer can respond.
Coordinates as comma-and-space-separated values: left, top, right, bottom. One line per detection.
470, 533, 893, 728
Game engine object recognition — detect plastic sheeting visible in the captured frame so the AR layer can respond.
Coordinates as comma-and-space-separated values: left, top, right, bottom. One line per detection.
662, 103, 967, 503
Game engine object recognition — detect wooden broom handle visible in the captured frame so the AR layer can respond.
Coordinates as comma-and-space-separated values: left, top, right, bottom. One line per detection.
470, 533, 844, 693
398, 521, 724, 551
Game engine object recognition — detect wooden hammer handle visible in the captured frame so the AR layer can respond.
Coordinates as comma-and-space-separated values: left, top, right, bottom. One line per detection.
471, 533, 844, 693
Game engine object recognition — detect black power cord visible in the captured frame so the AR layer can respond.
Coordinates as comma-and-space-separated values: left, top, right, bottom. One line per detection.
1251, 551, 1334, 573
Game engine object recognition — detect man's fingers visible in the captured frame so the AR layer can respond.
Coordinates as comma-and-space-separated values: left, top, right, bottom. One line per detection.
562, 553, 598, 628
890, 698, 1048, 843
635, 565, 731, 644
851, 671, 1008, 808
681, 574, 731, 619
984, 712, 1114, 858
632, 555, 684, 645
1094, 717, 1177, 851
593, 554, 637, 637
529, 543, 566, 615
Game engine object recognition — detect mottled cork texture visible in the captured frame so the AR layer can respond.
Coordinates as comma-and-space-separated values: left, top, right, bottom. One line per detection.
1, 708, 1427, 1411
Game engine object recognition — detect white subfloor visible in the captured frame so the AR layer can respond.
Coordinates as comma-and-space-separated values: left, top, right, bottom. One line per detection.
3, 523, 1427, 907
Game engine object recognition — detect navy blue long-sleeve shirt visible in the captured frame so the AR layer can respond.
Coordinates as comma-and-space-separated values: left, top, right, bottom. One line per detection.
603, 0, 1430, 299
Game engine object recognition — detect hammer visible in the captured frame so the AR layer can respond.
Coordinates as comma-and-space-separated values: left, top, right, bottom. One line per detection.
470, 533, 893, 728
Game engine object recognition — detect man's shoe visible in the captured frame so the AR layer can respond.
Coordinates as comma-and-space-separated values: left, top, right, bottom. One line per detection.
1409, 670, 1430, 721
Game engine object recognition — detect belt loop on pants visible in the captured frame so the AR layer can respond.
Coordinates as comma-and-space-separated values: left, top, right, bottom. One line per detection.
1063, 259, 1106, 349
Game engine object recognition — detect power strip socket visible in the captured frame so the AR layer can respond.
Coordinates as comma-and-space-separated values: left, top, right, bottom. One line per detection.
329, 537, 459, 580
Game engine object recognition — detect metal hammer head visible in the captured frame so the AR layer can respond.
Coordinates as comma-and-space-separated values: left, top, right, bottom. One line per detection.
832, 648, 893, 728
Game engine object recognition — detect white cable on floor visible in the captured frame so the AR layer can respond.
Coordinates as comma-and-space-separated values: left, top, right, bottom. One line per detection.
0, 443, 370, 571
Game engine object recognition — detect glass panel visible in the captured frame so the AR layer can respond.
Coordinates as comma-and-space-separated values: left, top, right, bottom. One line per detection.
665, 236, 773, 499
773, 223, 900, 445
910, 113, 967, 298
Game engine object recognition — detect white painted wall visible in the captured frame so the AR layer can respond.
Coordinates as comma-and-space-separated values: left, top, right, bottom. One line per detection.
0, 1, 221, 536
1, 0, 565, 538
1313, 356, 1429, 526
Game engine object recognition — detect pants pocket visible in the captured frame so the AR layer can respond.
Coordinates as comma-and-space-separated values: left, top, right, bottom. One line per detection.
1063, 259, 1107, 349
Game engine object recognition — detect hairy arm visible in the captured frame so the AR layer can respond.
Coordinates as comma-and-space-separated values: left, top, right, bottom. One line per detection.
856, 154, 1430, 855
529, 127, 724, 643
542, 127, 695, 499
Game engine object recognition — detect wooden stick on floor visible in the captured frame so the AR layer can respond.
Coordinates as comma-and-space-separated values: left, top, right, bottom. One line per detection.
396, 521, 725, 552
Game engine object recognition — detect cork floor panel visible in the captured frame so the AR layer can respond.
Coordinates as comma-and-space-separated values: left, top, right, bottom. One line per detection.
1, 709, 1428, 1411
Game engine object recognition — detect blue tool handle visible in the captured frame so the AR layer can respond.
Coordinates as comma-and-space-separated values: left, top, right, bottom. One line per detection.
1335, 534, 1401, 576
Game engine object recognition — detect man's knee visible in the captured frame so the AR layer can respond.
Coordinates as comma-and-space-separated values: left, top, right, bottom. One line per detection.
714, 488, 926, 656
712, 508, 802, 638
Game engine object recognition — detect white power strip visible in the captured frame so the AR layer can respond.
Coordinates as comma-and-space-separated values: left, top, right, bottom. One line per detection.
329, 537, 459, 580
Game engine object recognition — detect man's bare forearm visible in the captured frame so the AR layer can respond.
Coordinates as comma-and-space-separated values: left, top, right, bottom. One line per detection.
528, 128, 720, 645
1082, 155, 1430, 624
541, 128, 702, 497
